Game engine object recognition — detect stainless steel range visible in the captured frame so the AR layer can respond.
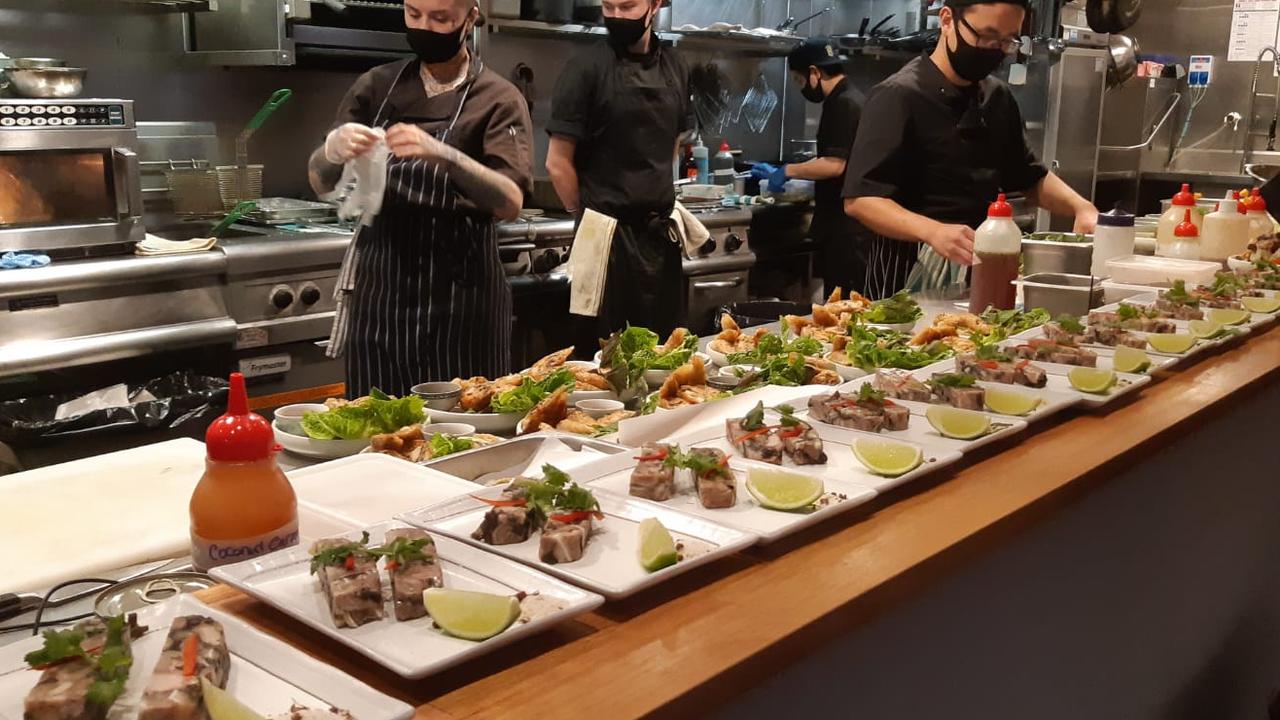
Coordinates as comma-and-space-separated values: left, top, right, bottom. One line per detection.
680, 206, 755, 335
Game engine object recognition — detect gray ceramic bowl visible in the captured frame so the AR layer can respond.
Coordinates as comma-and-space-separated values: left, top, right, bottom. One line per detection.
411, 381, 462, 411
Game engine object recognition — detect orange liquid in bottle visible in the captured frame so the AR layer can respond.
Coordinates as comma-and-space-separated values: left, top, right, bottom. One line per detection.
190, 373, 298, 572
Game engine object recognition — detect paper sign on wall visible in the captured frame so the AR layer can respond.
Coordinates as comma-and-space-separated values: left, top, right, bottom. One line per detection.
1228, 0, 1280, 62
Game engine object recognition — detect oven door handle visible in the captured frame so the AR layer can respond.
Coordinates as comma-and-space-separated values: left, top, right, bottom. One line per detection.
692, 278, 743, 290
112, 147, 143, 221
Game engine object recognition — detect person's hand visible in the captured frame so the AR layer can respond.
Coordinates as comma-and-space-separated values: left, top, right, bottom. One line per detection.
1073, 204, 1100, 234
324, 122, 382, 164
386, 123, 455, 165
923, 222, 976, 265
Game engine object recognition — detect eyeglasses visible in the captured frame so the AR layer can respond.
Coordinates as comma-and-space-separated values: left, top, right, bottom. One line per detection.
957, 14, 1022, 54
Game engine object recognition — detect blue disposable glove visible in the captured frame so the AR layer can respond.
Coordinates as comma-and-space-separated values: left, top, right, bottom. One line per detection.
767, 165, 789, 194
750, 162, 777, 180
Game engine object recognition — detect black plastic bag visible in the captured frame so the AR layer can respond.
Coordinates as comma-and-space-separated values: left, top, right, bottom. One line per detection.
0, 372, 228, 445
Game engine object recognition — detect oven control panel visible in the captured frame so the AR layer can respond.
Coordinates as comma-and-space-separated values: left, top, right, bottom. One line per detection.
0, 99, 133, 128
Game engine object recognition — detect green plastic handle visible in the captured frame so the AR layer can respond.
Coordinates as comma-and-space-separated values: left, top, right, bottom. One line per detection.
245, 89, 293, 132
211, 200, 258, 238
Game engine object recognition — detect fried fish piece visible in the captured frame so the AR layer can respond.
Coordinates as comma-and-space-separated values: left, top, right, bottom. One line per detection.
573, 368, 611, 390
521, 388, 569, 435
528, 347, 574, 378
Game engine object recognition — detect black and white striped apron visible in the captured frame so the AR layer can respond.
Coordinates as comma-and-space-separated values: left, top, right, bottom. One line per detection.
861, 233, 921, 301
343, 64, 512, 398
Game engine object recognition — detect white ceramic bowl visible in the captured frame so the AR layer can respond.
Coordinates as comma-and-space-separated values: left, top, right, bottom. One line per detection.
426, 407, 522, 434
865, 321, 919, 334
410, 381, 462, 411
1227, 255, 1254, 272
641, 352, 712, 387
272, 420, 369, 460
705, 345, 732, 368
272, 402, 327, 435
575, 398, 625, 418
420, 422, 476, 437
826, 358, 870, 381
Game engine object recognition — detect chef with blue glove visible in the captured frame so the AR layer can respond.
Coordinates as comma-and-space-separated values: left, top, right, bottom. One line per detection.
753, 38, 865, 295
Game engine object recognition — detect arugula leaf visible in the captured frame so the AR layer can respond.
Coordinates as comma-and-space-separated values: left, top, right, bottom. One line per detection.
24, 628, 86, 668
541, 463, 571, 488
1116, 304, 1142, 321
87, 677, 127, 707
774, 403, 801, 427
663, 445, 730, 477
742, 402, 766, 430
844, 324, 954, 370
1054, 314, 1085, 335
300, 391, 425, 440
490, 369, 575, 414
1163, 279, 1196, 306
979, 307, 1050, 333
600, 326, 699, 391
726, 331, 822, 365
1209, 271, 1243, 298
428, 433, 474, 458
929, 372, 977, 388
373, 535, 434, 567
975, 344, 1013, 362
518, 465, 599, 523
856, 383, 887, 405
860, 291, 924, 324
309, 531, 373, 575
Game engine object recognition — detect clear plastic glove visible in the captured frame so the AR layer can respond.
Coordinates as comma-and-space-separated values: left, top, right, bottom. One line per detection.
324, 122, 382, 164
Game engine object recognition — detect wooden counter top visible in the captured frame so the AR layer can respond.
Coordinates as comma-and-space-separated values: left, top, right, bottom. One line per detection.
199, 324, 1280, 720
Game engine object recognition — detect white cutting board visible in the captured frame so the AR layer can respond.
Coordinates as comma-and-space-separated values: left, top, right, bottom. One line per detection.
0, 438, 206, 595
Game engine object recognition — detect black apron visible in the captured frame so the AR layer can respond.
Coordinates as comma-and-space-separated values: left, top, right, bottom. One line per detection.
345, 63, 512, 398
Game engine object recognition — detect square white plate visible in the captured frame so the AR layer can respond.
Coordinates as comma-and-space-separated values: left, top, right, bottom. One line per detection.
398, 491, 757, 599
210, 521, 604, 679
809, 384, 1030, 453
577, 447, 883, 540
291, 453, 479, 528
913, 358, 1151, 408
0, 594, 412, 720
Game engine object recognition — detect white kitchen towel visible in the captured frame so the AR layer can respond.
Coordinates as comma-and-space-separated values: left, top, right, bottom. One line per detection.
135, 234, 217, 256
671, 201, 710, 259
568, 208, 617, 317
329, 129, 388, 227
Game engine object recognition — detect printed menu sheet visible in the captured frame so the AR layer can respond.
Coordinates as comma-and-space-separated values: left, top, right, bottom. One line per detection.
1229, 0, 1280, 62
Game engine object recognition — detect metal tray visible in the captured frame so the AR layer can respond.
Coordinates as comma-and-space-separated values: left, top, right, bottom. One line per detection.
243, 197, 337, 224
423, 432, 627, 484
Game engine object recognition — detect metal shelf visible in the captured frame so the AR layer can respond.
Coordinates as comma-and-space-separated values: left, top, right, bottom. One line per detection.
1, 0, 214, 12
487, 19, 801, 57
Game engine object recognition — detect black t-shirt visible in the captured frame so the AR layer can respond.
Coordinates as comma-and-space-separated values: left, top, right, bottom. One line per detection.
811, 77, 862, 238
842, 56, 1048, 228
548, 39, 694, 221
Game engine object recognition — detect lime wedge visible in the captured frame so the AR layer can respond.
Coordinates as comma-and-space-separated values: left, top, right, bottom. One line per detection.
1241, 295, 1280, 314
423, 588, 520, 641
925, 405, 991, 440
746, 467, 824, 511
1207, 307, 1250, 326
982, 386, 1042, 416
851, 437, 923, 477
1068, 367, 1117, 394
1188, 319, 1225, 339
637, 517, 679, 572
202, 679, 266, 720
1147, 333, 1197, 354
1112, 345, 1152, 374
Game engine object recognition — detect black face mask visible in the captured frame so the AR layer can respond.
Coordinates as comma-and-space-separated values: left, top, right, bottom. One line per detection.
946, 16, 1007, 83
800, 72, 826, 103
604, 13, 651, 49
406, 23, 467, 64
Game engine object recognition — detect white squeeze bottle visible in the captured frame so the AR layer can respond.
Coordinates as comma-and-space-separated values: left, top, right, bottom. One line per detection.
1199, 194, 1250, 262
1157, 184, 1202, 257
1166, 208, 1201, 260
1091, 206, 1135, 277
1244, 189, 1273, 241
968, 193, 1022, 314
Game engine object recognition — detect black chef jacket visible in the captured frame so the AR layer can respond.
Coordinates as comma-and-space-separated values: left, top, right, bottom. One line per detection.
548, 38, 694, 222
809, 77, 866, 295
841, 55, 1048, 297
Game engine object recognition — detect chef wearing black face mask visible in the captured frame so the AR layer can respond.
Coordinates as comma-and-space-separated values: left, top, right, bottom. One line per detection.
754, 39, 866, 296
841, 0, 1099, 299
307, 0, 534, 397
546, 0, 694, 341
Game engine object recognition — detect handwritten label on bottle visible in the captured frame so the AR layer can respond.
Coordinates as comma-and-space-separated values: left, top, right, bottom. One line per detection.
191, 518, 299, 572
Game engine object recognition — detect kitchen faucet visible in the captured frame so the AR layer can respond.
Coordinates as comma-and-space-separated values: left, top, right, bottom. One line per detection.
1242, 45, 1280, 173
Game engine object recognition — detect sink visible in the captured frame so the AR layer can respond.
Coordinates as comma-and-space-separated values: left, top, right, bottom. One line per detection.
1245, 163, 1280, 182
147, 220, 269, 241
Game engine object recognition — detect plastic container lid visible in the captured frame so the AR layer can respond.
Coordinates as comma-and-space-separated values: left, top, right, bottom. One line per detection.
205, 372, 276, 462
1097, 206, 1135, 227
1174, 208, 1199, 238
987, 193, 1013, 218
1172, 183, 1195, 207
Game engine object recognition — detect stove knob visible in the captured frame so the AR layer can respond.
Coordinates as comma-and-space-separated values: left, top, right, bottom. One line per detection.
299, 284, 322, 306
270, 286, 295, 310
531, 249, 562, 274
698, 237, 717, 255
724, 233, 744, 252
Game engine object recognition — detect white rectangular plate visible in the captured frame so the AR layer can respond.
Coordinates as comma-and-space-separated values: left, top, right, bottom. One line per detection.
210, 521, 604, 679
0, 594, 412, 720
398, 491, 757, 599
913, 358, 1151, 408
809, 383, 1030, 453
1094, 296, 1274, 333
880, 365, 1084, 421
291, 453, 479, 528
994, 336, 1178, 375
1010, 322, 1214, 361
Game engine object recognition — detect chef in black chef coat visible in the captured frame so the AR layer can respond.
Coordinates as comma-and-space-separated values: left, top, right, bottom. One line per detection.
755, 38, 866, 296
842, 0, 1098, 298
308, 0, 533, 397
545, 0, 693, 339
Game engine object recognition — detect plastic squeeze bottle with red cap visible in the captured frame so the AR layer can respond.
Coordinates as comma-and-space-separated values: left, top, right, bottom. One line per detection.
1166, 208, 1201, 260
190, 372, 298, 571
1157, 183, 1201, 257
969, 193, 1022, 314
1245, 188, 1273, 241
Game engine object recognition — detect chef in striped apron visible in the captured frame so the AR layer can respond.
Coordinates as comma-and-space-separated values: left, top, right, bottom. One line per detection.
307, 0, 533, 397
